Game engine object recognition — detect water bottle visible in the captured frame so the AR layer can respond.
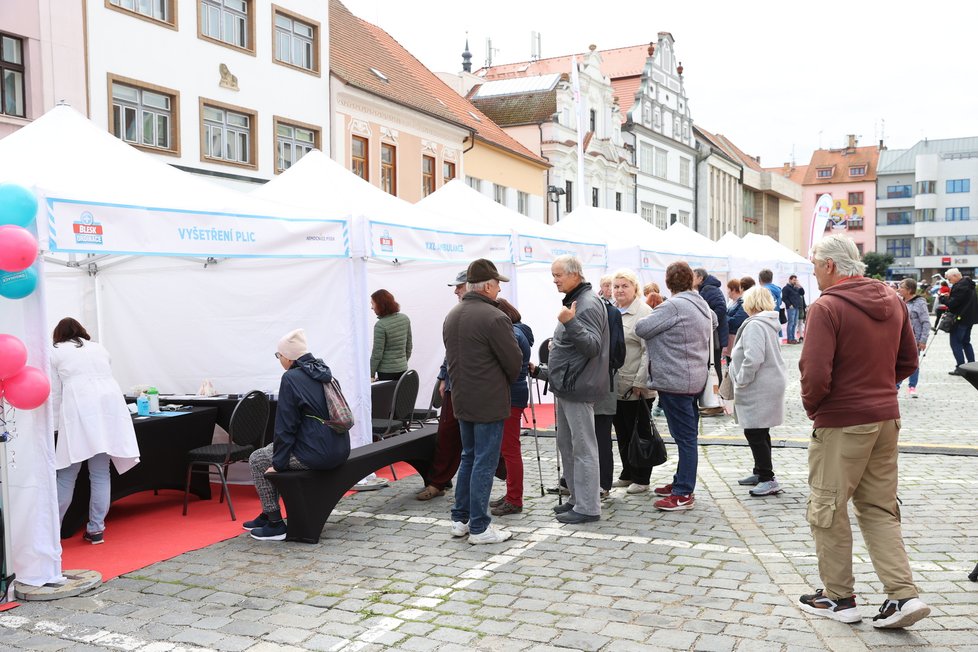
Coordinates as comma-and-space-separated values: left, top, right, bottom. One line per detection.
136, 393, 150, 416
147, 386, 160, 413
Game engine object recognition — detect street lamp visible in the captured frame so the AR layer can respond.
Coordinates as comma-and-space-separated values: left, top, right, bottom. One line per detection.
548, 185, 566, 223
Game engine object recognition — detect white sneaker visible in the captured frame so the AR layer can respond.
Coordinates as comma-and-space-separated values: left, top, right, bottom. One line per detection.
872, 597, 931, 628
626, 483, 650, 494
612, 479, 631, 488
450, 521, 469, 537
468, 525, 512, 545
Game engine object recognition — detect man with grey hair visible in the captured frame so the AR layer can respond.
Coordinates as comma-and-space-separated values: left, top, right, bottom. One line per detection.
798, 234, 929, 628
547, 255, 609, 524
939, 267, 977, 375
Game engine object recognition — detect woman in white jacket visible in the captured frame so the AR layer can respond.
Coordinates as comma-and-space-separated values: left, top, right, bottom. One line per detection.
728, 286, 786, 497
51, 318, 139, 544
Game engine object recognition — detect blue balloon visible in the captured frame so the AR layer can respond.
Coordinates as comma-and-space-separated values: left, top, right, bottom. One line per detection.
0, 183, 38, 228
0, 266, 38, 300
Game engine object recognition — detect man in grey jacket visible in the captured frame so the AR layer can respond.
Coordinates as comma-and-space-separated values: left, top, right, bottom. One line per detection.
548, 255, 610, 524
443, 259, 522, 544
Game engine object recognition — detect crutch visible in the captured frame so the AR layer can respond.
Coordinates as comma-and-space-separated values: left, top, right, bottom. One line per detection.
921, 330, 941, 358
526, 376, 545, 497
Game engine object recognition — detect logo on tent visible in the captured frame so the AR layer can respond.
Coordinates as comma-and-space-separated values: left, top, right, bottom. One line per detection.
72, 211, 104, 245
379, 229, 394, 253
523, 244, 534, 258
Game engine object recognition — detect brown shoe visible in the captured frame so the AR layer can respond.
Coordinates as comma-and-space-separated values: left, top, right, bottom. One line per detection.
415, 485, 445, 501
490, 501, 522, 516
489, 496, 506, 508
699, 407, 724, 417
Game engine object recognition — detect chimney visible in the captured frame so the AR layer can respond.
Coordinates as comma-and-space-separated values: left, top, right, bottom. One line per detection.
847, 134, 857, 149
879, 138, 885, 151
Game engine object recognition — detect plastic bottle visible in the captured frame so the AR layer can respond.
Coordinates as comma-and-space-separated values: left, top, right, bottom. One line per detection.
136, 393, 150, 416
147, 386, 160, 413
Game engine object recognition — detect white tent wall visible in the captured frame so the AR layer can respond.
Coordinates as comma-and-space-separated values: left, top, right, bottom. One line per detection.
42, 260, 99, 337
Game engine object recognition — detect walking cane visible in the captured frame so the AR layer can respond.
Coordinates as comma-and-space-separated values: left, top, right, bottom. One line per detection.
526, 376, 545, 497
921, 331, 940, 358
553, 395, 562, 507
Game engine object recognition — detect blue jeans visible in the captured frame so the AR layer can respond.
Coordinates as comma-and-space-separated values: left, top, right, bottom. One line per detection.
949, 323, 975, 367
452, 420, 504, 535
57, 453, 111, 534
657, 392, 699, 496
896, 367, 920, 390
786, 307, 799, 341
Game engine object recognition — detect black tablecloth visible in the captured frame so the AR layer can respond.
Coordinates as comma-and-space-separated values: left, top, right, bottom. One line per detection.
60, 406, 219, 538
158, 396, 277, 446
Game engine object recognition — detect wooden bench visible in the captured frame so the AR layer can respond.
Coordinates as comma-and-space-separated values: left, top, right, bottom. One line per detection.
265, 425, 438, 543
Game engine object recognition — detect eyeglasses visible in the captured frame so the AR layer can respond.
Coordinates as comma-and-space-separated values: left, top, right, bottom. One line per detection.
274, 352, 282, 360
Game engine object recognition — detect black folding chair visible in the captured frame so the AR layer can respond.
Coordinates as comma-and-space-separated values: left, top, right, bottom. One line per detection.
372, 370, 420, 480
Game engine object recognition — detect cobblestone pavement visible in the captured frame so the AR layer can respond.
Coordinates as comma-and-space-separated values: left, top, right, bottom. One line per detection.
2, 336, 976, 651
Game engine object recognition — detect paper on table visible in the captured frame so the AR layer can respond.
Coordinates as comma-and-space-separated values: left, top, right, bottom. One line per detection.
146, 411, 191, 417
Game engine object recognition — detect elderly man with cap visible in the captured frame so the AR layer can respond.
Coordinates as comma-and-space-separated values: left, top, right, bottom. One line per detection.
244, 328, 351, 541
443, 259, 523, 544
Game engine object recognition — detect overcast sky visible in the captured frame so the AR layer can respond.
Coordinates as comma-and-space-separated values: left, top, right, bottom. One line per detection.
342, 0, 978, 168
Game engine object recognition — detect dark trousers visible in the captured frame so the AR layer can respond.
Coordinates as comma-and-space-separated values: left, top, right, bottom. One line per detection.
713, 345, 724, 385
612, 399, 652, 485
428, 391, 461, 490
744, 427, 774, 482
949, 323, 975, 367
594, 414, 614, 492
376, 370, 404, 381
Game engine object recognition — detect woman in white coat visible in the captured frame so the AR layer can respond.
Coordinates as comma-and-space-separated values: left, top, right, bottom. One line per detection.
51, 318, 140, 544
728, 286, 786, 497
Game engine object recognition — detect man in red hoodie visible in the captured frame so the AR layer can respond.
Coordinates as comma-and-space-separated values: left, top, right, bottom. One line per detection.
798, 234, 930, 629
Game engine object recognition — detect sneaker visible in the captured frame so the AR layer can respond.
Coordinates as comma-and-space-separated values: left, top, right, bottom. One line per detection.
737, 474, 760, 486
490, 501, 522, 516
555, 509, 600, 524
612, 478, 632, 488
83, 531, 104, 545
250, 520, 287, 541
908, 387, 918, 398
626, 483, 650, 494
469, 525, 512, 545
749, 479, 782, 496
552, 502, 574, 514
654, 494, 695, 511
798, 589, 861, 623
489, 496, 506, 509
652, 406, 664, 417
450, 520, 470, 537
872, 597, 930, 629
948, 367, 965, 377
242, 513, 270, 531
653, 483, 673, 497
546, 484, 571, 496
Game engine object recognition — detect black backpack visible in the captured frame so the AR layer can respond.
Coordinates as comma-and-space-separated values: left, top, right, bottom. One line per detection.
605, 300, 626, 375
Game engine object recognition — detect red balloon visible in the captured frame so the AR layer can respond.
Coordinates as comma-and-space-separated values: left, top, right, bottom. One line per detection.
0, 333, 28, 379
0, 225, 38, 272
3, 365, 50, 410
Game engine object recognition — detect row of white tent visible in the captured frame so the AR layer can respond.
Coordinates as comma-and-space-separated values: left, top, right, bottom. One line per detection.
0, 106, 813, 586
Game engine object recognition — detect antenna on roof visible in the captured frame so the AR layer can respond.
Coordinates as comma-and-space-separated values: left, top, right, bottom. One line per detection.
530, 31, 541, 61
485, 37, 498, 67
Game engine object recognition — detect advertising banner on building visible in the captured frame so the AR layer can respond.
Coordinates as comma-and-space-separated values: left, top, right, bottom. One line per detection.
516, 235, 607, 268
47, 198, 349, 258
368, 220, 511, 263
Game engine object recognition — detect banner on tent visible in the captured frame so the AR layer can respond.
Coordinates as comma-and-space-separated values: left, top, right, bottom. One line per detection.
517, 235, 607, 267
368, 221, 511, 262
640, 249, 728, 272
46, 198, 349, 258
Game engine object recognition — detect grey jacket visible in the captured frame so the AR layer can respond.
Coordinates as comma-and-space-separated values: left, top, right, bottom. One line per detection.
729, 311, 786, 429
548, 282, 610, 402
635, 291, 717, 395
905, 295, 930, 344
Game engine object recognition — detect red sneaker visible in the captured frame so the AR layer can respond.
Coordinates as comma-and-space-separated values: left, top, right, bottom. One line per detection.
653, 483, 673, 497
654, 494, 695, 511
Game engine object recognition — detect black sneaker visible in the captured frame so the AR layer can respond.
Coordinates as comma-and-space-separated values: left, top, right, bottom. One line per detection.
872, 597, 930, 629
798, 589, 861, 623
250, 520, 287, 541
83, 531, 104, 545
242, 513, 270, 531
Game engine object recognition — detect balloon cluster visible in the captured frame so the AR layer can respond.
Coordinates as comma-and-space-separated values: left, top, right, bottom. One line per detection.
0, 334, 49, 410
0, 183, 40, 299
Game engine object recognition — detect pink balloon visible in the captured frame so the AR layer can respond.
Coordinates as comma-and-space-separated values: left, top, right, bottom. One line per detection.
3, 365, 50, 410
0, 333, 28, 379
0, 225, 38, 272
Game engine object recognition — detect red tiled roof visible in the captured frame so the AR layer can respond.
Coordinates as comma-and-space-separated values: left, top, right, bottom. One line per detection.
802, 145, 880, 184
764, 163, 808, 184
329, 0, 547, 166
476, 44, 650, 81
610, 77, 641, 122
467, 86, 557, 127
693, 125, 739, 164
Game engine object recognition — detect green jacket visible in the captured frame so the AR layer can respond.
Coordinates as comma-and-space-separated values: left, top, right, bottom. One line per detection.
371, 312, 412, 375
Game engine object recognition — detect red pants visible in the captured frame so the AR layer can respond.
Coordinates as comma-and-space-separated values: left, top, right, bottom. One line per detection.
500, 406, 524, 506
428, 391, 461, 490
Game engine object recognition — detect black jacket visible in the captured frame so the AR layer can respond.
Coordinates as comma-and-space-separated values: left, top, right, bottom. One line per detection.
943, 276, 978, 327
782, 283, 805, 309
274, 354, 350, 471
698, 275, 729, 343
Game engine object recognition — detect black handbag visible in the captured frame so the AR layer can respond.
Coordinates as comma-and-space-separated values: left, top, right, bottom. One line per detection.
628, 400, 668, 469
938, 312, 956, 333
778, 308, 788, 324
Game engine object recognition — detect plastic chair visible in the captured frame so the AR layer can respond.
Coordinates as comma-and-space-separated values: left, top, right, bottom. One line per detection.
182, 390, 269, 520
372, 370, 420, 479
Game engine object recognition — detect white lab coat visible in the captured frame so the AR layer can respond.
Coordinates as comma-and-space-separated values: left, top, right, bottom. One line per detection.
50, 339, 140, 473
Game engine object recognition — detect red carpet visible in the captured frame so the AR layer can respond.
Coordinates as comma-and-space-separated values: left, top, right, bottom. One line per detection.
522, 402, 555, 430
61, 462, 418, 580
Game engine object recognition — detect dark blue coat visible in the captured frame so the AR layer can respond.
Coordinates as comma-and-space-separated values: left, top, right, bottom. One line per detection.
273, 354, 351, 471
699, 275, 730, 343
510, 322, 534, 408
727, 297, 749, 335
782, 283, 805, 309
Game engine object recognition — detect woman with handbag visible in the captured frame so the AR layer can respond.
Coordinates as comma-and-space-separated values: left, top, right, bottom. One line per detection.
727, 286, 786, 497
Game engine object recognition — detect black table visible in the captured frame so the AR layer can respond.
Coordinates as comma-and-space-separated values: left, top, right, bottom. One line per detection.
157, 395, 277, 446
60, 406, 219, 538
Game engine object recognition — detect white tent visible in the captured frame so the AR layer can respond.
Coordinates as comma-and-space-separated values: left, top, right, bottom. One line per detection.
661, 223, 730, 281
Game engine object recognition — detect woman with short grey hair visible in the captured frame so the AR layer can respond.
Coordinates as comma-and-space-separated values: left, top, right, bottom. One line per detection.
896, 278, 929, 397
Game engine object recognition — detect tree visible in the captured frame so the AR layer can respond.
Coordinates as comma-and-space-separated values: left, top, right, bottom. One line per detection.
862, 252, 894, 278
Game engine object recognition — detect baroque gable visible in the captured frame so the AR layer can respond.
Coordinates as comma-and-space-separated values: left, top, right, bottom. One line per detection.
628, 34, 694, 148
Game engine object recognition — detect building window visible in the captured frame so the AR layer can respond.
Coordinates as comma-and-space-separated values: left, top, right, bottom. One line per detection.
848, 192, 864, 205
654, 205, 667, 229
917, 236, 946, 256
915, 208, 935, 222
274, 8, 319, 73
947, 235, 978, 255
640, 202, 654, 223
565, 180, 573, 213
589, 108, 596, 133
517, 191, 528, 216
882, 211, 912, 225
1, 33, 25, 118
591, 187, 599, 207
639, 143, 654, 175
816, 167, 833, 179
848, 166, 866, 177
443, 161, 455, 184
201, 100, 256, 167
947, 207, 970, 221
615, 192, 622, 211
381, 143, 396, 195
886, 238, 911, 258
679, 157, 690, 186
274, 117, 318, 172
654, 148, 667, 179
110, 76, 179, 153
916, 180, 936, 194
108, 0, 174, 25
351, 136, 368, 180
678, 210, 690, 226
947, 178, 971, 193
466, 175, 481, 192
199, 0, 253, 52
886, 184, 912, 199
494, 183, 506, 204
420, 155, 435, 197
